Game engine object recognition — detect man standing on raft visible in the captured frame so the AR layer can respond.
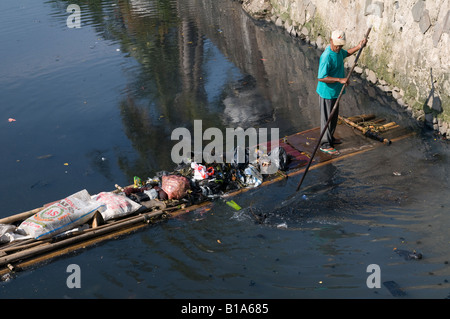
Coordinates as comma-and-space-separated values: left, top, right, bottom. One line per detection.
316, 30, 367, 155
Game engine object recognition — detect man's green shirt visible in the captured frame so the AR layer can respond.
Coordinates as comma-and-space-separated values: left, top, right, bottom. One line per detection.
316, 45, 348, 99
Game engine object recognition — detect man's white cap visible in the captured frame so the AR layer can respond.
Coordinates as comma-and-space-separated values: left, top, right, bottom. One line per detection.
331, 30, 346, 45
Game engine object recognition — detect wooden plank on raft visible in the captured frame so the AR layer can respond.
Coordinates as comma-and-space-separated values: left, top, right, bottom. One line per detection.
347, 114, 376, 123
286, 119, 381, 160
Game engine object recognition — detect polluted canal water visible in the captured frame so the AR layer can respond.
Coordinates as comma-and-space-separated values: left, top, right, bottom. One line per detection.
0, 0, 449, 299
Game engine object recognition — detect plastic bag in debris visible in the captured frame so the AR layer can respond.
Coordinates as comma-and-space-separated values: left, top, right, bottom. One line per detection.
92, 192, 142, 221
0, 224, 30, 243
231, 146, 249, 169
244, 164, 263, 187
234, 169, 246, 186
191, 162, 214, 180
269, 146, 288, 171
195, 178, 225, 198
143, 188, 159, 200
129, 192, 150, 204
146, 176, 161, 186
161, 175, 191, 200
18, 189, 105, 240
260, 146, 289, 174
173, 162, 193, 177
0, 224, 16, 243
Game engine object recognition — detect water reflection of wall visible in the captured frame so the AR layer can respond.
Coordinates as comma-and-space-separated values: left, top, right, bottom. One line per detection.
190, 0, 324, 133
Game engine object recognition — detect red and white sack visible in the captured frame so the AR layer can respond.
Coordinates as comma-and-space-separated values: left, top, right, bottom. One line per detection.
92, 192, 142, 221
18, 189, 105, 240
161, 175, 190, 200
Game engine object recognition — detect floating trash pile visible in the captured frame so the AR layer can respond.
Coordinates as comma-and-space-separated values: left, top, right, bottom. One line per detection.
0, 146, 291, 244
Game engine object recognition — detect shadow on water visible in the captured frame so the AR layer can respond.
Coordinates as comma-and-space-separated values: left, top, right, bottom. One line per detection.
1, 0, 449, 299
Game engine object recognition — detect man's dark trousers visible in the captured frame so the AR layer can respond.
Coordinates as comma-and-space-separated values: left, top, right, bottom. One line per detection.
319, 96, 339, 148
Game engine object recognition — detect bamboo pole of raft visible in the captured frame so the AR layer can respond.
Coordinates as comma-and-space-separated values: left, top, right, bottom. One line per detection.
0, 206, 176, 267
339, 115, 369, 133
379, 122, 398, 131
0, 200, 210, 269
339, 115, 391, 144
0, 207, 45, 225
295, 27, 372, 193
346, 114, 376, 123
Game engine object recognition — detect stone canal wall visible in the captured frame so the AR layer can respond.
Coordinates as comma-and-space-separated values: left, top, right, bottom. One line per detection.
239, 0, 450, 136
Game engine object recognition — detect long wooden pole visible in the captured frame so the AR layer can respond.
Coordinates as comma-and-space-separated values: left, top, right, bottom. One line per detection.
296, 27, 371, 193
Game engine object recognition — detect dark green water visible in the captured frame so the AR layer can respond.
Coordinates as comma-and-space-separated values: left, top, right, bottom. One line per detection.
1, 0, 449, 299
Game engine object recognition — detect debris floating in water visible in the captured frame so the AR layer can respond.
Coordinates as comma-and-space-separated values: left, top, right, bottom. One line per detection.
8, 118, 16, 122
37, 154, 53, 160
394, 248, 423, 260
226, 200, 241, 211
277, 222, 288, 229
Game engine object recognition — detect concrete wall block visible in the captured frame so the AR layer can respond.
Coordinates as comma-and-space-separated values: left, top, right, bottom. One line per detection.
419, 9, 431, 34
367, 69, 378, 84
305, 2, 316, 21
364, 0, 384, 17
443, 10, 450, 33
433, 21, 444, 47
411, 0, 425, 22
432, 10, 450, 46
289, 0, 307, 25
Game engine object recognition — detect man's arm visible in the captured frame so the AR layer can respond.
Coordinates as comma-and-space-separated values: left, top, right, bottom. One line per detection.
347, 38, 367, 56
318, 77, 348, 85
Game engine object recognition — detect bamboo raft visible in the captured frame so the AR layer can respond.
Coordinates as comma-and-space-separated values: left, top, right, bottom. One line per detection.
0, 114, 413, 279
